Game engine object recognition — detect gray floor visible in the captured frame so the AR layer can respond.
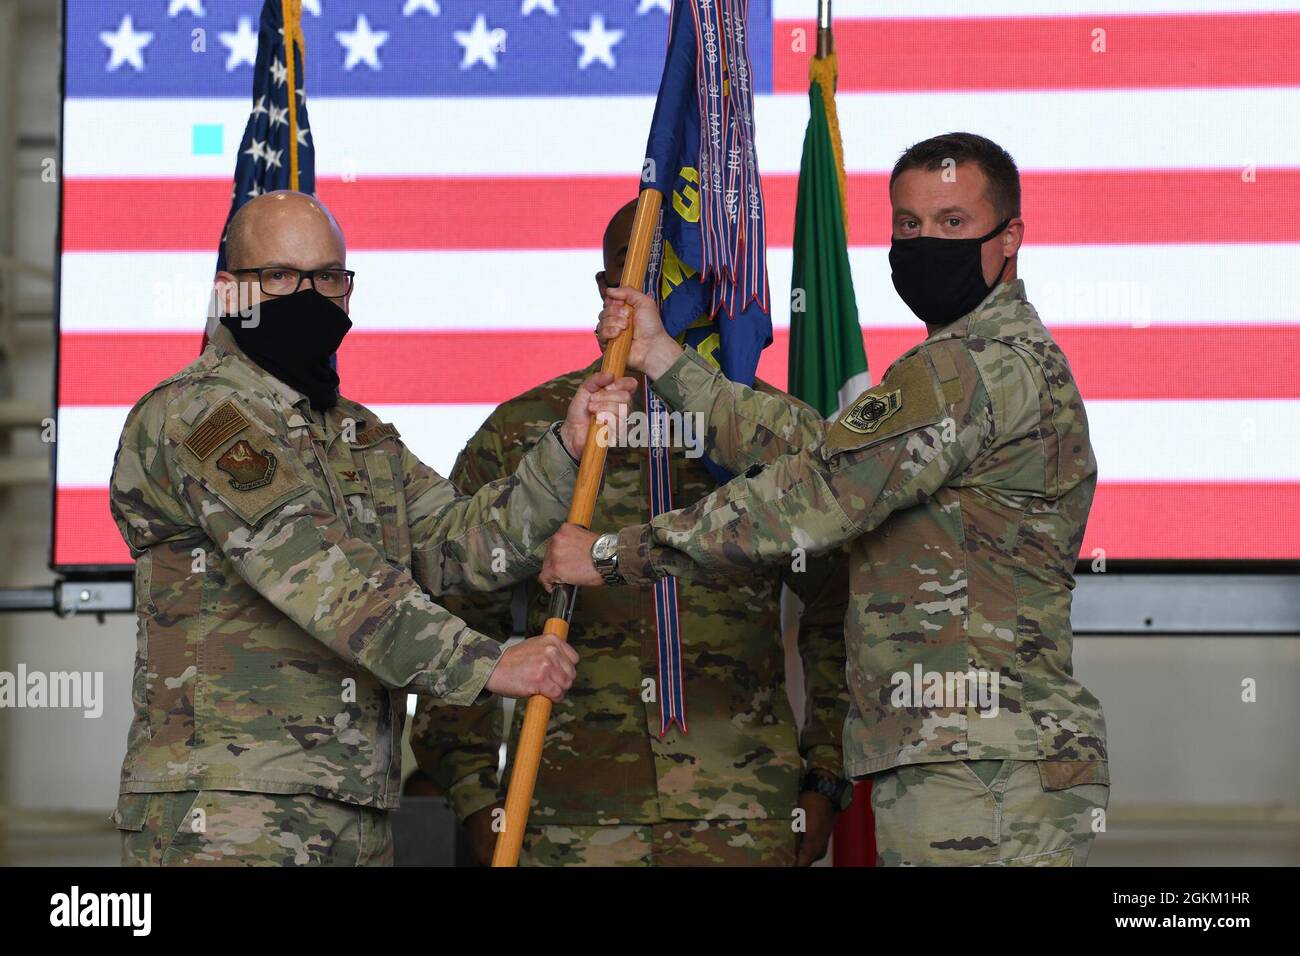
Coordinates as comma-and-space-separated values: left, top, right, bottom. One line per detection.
5, 807, 1297, 867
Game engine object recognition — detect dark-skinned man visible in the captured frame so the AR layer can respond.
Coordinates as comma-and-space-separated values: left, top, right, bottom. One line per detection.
410, 199, 852, 867
109, 190, 635, 866
545, 134, 1110, 867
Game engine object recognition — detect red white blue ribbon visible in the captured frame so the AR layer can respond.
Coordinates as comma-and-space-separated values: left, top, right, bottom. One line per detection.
646, 379, 687, 737
688, 0, 768, 318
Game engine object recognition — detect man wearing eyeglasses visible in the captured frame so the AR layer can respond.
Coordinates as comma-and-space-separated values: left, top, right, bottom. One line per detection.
107, 190, 635, 866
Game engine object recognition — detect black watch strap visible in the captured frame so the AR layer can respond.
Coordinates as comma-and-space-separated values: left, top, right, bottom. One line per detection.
801, 770, 853, 812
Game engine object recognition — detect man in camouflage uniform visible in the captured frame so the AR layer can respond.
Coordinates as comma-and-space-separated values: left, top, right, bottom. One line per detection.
410, 201, 852, 867
547, 134, 1110, 866
109, 190, 634, 866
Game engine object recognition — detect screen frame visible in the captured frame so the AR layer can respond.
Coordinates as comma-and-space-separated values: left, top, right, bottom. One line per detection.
45, 0, 1300, 578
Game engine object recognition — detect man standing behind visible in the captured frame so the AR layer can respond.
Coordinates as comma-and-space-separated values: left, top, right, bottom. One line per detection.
411, 201, 852, 867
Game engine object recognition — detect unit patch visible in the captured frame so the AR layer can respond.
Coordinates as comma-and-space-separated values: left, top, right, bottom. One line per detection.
216, 439, 278, 491
841, 389, 902, 435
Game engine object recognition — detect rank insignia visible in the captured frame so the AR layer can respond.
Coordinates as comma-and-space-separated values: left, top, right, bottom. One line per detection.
216, 439, 278, 491
841, 389, 903, 435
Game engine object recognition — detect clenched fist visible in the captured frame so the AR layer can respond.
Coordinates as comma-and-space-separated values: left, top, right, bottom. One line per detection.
484, 633, 579, 702
540, 522, 602, 592
559, 371, 638, 460
597, 287, 685, 380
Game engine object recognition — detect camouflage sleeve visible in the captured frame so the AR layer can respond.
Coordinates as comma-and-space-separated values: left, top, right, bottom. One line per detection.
410, 413, 525, 821
139, 391, 504, 705
616, 342, 993, 586
782, 549, 851, 778
401, 422, 579, 597
409, 671, 505, 821
652, 348, 828, 474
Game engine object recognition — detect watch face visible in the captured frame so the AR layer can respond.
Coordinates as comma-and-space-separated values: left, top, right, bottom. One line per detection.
593, 534, 618, 562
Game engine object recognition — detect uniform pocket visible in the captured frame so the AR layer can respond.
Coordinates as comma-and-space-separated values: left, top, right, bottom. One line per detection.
157, 791, 207, 865
110, 793, 152, 832
1038, 759, 1110, 791
364, 448, 411, 567
133, 552, 155, 615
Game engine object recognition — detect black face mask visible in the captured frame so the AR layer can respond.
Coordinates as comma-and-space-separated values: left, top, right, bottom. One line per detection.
220, 288, 351, 411
889, 218, 1011, 327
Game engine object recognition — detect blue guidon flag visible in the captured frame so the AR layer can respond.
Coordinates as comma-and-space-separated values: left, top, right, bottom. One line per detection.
638, 0, 772, 737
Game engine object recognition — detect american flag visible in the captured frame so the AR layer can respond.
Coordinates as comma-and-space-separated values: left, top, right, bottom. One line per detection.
56, 0, 1300, 567
215, 0, 315, 274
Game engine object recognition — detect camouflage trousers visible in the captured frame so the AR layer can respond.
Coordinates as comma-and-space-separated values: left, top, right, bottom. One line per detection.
114, 790, 394, 867
521, 819, 797, 867
871, 759, 1109, 867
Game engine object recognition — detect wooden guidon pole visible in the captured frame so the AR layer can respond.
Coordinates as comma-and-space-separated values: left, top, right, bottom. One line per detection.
281, 0, 303, 191
490, 187, 664, 867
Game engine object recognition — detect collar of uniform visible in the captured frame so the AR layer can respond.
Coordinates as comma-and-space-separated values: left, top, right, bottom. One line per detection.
328, 397, 376, 447
926, 278, 1027, 341
979, 277, 1027, 315
208, 320, 315, 418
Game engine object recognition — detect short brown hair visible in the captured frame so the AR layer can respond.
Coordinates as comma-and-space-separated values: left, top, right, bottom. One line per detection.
889, 132, 1021, 220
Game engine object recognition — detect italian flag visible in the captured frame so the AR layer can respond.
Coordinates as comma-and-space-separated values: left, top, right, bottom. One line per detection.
788, 52, 871, 418
788, 49, 877, 868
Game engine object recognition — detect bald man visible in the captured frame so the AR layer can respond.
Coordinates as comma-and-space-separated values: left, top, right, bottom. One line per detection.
108, 191, 634, 866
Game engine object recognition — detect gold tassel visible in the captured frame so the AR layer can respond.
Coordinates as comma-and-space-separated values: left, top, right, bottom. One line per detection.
809, 52, 848, 232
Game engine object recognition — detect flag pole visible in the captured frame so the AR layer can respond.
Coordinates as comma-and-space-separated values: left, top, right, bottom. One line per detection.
282, 0, 303, 191
817, 0, 833, 58
810, 0, 848, 230
491, 186, 663, 868
811, 0, 879, 867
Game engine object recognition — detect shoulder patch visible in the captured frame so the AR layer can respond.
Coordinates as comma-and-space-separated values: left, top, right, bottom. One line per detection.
841, 389, 902, 435
188, 431, 307, 527
822, 353, 943, 458
216, 439, 278, 491
355, 422, 400, 447
183, 400, 250, 460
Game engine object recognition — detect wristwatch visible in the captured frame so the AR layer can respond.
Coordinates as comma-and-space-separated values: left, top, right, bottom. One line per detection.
801, 770, 853, 812
590, 532, 625, 586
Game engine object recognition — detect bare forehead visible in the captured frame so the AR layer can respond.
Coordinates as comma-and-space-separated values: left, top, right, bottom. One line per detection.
890, 163, 993, 209
233, 192, 346, 263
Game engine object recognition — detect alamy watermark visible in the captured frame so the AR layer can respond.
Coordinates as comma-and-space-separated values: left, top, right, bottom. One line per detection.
0, 665, 103, 718
594, 407, 705, 459
890, 664, 1000, 718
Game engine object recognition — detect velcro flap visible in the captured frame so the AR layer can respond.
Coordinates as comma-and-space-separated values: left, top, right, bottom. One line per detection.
1038, 759, 1109, 791
177, 399, 310, 527
821, 352, 943, 458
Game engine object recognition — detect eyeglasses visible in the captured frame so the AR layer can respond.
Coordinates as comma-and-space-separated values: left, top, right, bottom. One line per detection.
230, 267, 356, 299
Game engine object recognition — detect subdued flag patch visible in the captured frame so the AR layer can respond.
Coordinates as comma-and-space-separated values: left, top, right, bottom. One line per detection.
183, 400, 250, 460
